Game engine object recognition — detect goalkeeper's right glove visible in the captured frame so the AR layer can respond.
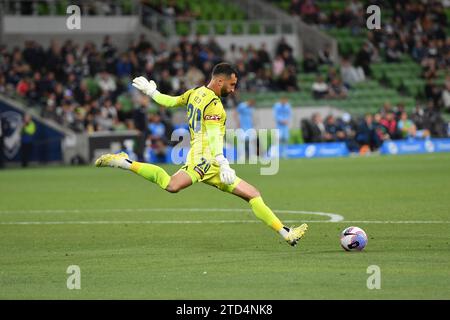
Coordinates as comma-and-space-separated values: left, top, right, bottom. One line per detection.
132, 76, 158, 97
216, 154, 236, 185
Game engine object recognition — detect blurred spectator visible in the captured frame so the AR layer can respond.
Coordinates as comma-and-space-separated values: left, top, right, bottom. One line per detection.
272, 54, 285, 78
300, 0, 320, 24
276, 37, 293, 57
354, 43, 372, 77
340, 57, 365, 87
96, 70, 117, 94
236, 99, 255, 132
340, 113, 359, 152
318, 45, 333, 65
276, 68, 298, 91
356, 113, 381, 151
302, 52, 319, 73
20, 114, 36, 167
312, 75, 328, 99
373, 113, 391, 143
185, 65, 205, 88
225, 44, 239, 65
397, 111, 417, 139
324, 114, 346, 142
16, 78, 30, 97
424, 78, 441, 107
258, 43, 272, 67
235, 99, 257, 161
411, 40, 427, 63
158, 69, 173, 94
147, 113, 167, 163
116, 53, 133, 78
133, 100, 149, 162
289, 0, 302, 16
327, 77, 348, 99
423, 101, 447, 137
380, 112, 400, 139
301, 112, 325, 143
442, 80, 450, 112
102, 35, 117, 74
273, 97, 292, 158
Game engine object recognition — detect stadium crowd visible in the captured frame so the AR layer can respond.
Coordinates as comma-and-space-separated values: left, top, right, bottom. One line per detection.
0, 34, 308, 161
0, 0, 449, 162
287, 0, 449, 110
300, 101, 447, 153
0, 34, 305, 125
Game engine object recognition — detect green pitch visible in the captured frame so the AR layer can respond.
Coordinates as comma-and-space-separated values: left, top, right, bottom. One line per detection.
0, 153, 449, 299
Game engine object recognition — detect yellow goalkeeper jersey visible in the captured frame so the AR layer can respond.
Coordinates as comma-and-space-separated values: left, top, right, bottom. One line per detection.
173, 86, 226, 165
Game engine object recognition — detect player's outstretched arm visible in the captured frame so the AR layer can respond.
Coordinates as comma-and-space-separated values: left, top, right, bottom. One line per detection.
132, 76, 184, 108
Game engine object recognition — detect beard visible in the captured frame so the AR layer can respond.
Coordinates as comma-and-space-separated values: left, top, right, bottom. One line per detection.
220, 87, 230, 97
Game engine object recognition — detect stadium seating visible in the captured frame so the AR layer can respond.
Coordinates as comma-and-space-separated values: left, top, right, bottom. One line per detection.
149, 0, 248, 36
269, 1, 450, 118
240, 63, 416, 116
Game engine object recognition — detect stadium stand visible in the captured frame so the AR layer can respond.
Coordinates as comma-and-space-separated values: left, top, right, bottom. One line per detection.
0, 0, 449, 165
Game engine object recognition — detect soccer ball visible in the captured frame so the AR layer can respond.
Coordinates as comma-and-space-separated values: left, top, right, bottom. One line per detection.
340, 226, 368, 251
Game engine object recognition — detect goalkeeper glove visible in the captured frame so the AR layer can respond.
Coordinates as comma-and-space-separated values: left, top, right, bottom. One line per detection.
216, 154, 236, 185
132, 76, 158, 97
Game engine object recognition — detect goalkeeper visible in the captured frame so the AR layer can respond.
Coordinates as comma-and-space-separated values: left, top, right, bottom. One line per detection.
95, 63, 308, 246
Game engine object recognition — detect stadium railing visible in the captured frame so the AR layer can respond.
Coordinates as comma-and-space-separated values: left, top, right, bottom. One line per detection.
1, 0, 137, 16
140, 4, 295, 37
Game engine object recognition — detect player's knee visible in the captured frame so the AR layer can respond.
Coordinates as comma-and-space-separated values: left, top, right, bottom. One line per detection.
166, 187, 178, 194
166, 184, 181, 193
248, 187, 261, 200
251, 190, 261, 199
166, 179, 187, 193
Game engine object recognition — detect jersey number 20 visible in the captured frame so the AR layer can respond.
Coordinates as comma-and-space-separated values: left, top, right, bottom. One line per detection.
187, 103, 202, 132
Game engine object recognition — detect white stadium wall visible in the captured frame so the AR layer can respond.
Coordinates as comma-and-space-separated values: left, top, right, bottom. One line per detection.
2, 16, 141, 49
2, 16, 302, 60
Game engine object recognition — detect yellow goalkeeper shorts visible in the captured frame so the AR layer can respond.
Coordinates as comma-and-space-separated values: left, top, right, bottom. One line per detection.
178, 157, 241, 193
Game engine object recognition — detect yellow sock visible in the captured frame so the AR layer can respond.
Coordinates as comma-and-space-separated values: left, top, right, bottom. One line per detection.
130, 162, 171, 190
249, 196, 284, 232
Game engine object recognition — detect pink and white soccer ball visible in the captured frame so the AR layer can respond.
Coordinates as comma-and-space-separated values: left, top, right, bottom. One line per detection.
340, 226, 368, 251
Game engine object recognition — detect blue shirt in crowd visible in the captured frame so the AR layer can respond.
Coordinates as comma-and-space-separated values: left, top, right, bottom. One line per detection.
236, 101, 254, 131
273, 101, 292, 142
148, 122, 166, 138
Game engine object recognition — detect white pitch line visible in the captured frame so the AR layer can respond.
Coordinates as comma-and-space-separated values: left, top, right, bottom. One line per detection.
0, 220, 449, 226
0, 208, 448, 225
0, 207, 344, 223
0, 220, 302, 225
341, 220, 450, 224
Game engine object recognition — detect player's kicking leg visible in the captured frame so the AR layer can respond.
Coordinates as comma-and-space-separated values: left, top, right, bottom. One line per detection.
203, 174, 308, 247
231, 180, 308, 247
95, 152, 192, 193
232, 180, 308, 247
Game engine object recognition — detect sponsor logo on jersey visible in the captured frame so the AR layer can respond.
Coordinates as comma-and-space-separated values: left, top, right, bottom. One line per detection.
193, 166, 205, 179
204, 114, 221, 121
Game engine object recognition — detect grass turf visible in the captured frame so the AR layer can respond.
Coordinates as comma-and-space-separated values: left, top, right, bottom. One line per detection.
0, 153, 449, 299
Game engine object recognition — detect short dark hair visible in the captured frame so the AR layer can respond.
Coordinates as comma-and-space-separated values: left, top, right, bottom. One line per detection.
212, 62, 238, 78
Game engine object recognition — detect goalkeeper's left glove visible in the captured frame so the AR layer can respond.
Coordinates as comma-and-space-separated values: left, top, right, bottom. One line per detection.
216, 154, 236, 185
132, 76, 158, 97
